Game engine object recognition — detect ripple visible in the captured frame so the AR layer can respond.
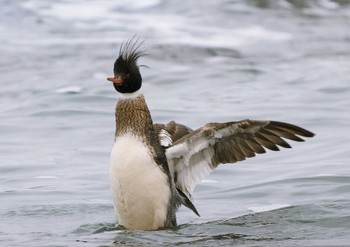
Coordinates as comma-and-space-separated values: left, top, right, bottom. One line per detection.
73, 223, 120, 234
248, 204, 291, 213
55, 86, 83, 94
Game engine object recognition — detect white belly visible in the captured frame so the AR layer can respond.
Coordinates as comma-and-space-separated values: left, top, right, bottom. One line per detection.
110, 133, 171, 230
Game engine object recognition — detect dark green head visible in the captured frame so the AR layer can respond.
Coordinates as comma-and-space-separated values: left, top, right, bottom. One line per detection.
107, 39, 145, 94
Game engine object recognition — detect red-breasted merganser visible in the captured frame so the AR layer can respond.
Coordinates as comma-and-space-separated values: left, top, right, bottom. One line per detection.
107, 39, 314, 230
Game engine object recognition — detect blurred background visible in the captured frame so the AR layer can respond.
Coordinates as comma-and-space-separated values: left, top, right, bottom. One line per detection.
1, 0, 350, 246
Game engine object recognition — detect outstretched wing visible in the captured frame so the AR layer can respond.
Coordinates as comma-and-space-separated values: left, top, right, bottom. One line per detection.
165, 120, 315, 198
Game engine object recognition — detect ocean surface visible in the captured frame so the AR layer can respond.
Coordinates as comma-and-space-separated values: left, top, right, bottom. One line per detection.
1, 0, 350, 246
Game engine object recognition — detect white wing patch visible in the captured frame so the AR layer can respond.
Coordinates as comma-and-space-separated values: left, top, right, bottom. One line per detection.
166, 135, 216, 198
159, 129, 173, 147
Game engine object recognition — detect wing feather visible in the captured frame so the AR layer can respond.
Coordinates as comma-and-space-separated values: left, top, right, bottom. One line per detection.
245, 138, 266, 154
266, 126, 304, 142
259, 129, 292, 148
237, 139, 256, 157
255, 133, 280, 151
166, 119, 314, 198
154, 121, 193, 147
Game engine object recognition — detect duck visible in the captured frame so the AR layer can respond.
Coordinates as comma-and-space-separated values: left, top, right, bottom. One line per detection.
107, 39, 314, 231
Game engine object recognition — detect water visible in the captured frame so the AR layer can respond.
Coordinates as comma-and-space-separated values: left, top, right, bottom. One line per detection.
1, 0, 350, 246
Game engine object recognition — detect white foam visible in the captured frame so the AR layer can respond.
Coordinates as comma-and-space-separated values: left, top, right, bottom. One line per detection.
55, 86, 82, 94
248, 204, 291, 213
159, 25, 292, 49
35, 176, 58, 179
22, 1, 160, 21
20, 2, 291, 49
310, 173, 337, 177
202, 179, 219, 184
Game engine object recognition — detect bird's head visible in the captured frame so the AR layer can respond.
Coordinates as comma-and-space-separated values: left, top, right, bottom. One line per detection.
107, 39, 145, 94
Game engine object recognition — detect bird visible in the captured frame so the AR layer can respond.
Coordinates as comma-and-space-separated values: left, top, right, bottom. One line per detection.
107, 38, 315, 231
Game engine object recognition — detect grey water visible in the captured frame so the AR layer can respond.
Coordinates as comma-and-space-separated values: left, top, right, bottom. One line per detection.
1, 0, 350, 246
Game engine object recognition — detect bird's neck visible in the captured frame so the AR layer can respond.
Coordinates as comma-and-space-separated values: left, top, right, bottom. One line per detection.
115, 92, 154, 139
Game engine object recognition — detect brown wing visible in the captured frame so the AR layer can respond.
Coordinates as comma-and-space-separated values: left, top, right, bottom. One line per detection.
154, 121, 193, 147
166, 119, 314, 198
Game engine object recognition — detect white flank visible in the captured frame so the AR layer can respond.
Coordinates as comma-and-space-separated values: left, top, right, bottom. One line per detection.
119, 89, 143, 99
110, 133, 170, 230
